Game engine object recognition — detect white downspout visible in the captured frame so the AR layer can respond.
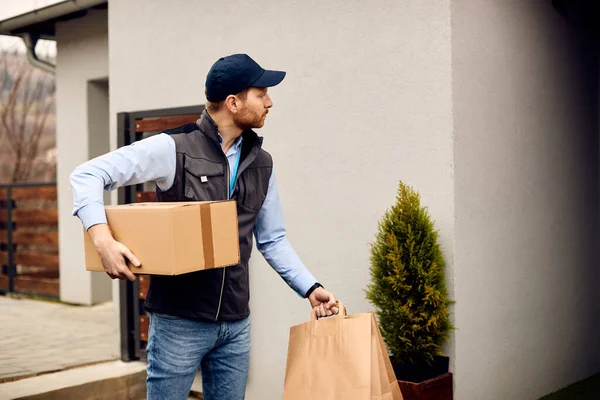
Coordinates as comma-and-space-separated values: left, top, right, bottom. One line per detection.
21, 33, 55, 75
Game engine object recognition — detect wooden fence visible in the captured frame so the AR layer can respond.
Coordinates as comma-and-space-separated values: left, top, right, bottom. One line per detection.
0, 183, 59, 297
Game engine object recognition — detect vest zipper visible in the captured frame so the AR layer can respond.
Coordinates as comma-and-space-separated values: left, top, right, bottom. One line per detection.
215, 158, 230, 321
214, 142, 259, 321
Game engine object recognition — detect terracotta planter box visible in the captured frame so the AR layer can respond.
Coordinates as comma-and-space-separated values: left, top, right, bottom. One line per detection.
398, 372, 453, 400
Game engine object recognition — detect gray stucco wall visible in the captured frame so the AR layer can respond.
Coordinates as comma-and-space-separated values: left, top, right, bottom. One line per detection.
452, 2, 600, 399
109, 1, 454, 398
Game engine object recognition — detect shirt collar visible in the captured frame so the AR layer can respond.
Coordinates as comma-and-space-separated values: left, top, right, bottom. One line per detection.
217, 133, 244, 151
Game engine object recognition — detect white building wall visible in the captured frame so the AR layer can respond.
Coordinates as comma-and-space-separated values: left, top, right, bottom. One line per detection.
452, 2, 600, 399
56, 8, 112, 305
109, 1, 455, 398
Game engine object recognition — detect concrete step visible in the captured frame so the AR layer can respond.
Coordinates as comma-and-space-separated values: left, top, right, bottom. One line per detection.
0, 361, 147, 400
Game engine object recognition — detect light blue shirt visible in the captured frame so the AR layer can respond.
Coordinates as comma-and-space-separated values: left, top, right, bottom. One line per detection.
70, 132, 317, 298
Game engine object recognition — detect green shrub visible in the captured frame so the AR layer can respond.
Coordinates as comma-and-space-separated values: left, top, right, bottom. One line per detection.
366, 181, 453, 366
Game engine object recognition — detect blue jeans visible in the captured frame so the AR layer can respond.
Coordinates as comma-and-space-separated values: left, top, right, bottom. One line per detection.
146, 312, 251, 400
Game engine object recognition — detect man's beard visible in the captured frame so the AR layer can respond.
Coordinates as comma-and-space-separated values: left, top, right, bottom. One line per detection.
233, 106, 267, 130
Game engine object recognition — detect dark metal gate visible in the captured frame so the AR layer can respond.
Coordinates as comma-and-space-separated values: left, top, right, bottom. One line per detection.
117, 105, 204, 361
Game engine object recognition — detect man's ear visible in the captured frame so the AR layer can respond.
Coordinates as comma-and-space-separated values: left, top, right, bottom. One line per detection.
225, 95, 238, 113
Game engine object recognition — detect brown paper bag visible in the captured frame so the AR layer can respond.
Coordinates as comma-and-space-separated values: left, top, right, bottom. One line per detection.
283, 304, 403, 400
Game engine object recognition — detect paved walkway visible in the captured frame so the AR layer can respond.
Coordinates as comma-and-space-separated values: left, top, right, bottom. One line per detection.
0, 295, 119, 382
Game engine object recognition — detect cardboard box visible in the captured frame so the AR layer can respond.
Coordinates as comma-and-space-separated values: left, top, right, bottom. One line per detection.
84, 201, 240, 275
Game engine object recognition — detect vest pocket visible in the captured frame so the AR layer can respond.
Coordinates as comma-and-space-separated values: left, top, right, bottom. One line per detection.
183, 157, 226, 200
237, 168, 268, 212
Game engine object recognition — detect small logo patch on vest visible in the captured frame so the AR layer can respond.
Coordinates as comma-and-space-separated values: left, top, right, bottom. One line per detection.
201, 176, 208, 183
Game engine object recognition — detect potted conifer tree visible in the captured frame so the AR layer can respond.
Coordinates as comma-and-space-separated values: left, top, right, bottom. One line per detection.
366, 182, 454, 400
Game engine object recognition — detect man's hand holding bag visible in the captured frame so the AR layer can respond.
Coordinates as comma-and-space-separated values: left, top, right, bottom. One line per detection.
283, 303, 403, 400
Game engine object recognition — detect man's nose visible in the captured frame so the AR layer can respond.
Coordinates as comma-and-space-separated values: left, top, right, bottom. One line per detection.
265, 95, 273, 108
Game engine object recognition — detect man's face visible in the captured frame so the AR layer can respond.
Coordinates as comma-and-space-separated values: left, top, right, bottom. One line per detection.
233, 87, 273, 130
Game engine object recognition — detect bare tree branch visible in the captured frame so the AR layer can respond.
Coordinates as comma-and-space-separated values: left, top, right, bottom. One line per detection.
0, 53, 55, 182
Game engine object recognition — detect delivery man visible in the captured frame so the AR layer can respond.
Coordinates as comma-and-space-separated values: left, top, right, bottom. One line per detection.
70, 54, 340, 400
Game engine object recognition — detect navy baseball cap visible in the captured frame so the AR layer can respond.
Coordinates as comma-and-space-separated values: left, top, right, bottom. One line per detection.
205, 54, 286, 102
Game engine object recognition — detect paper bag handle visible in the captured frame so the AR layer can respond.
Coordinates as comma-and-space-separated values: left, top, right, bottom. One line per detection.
311, 301, 346, 321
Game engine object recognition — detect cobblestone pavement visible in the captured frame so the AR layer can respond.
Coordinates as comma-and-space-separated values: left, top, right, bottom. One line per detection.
0, 295, 119, 382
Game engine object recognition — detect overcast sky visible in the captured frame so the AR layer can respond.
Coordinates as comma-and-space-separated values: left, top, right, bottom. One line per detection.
0, 35, 57, 58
